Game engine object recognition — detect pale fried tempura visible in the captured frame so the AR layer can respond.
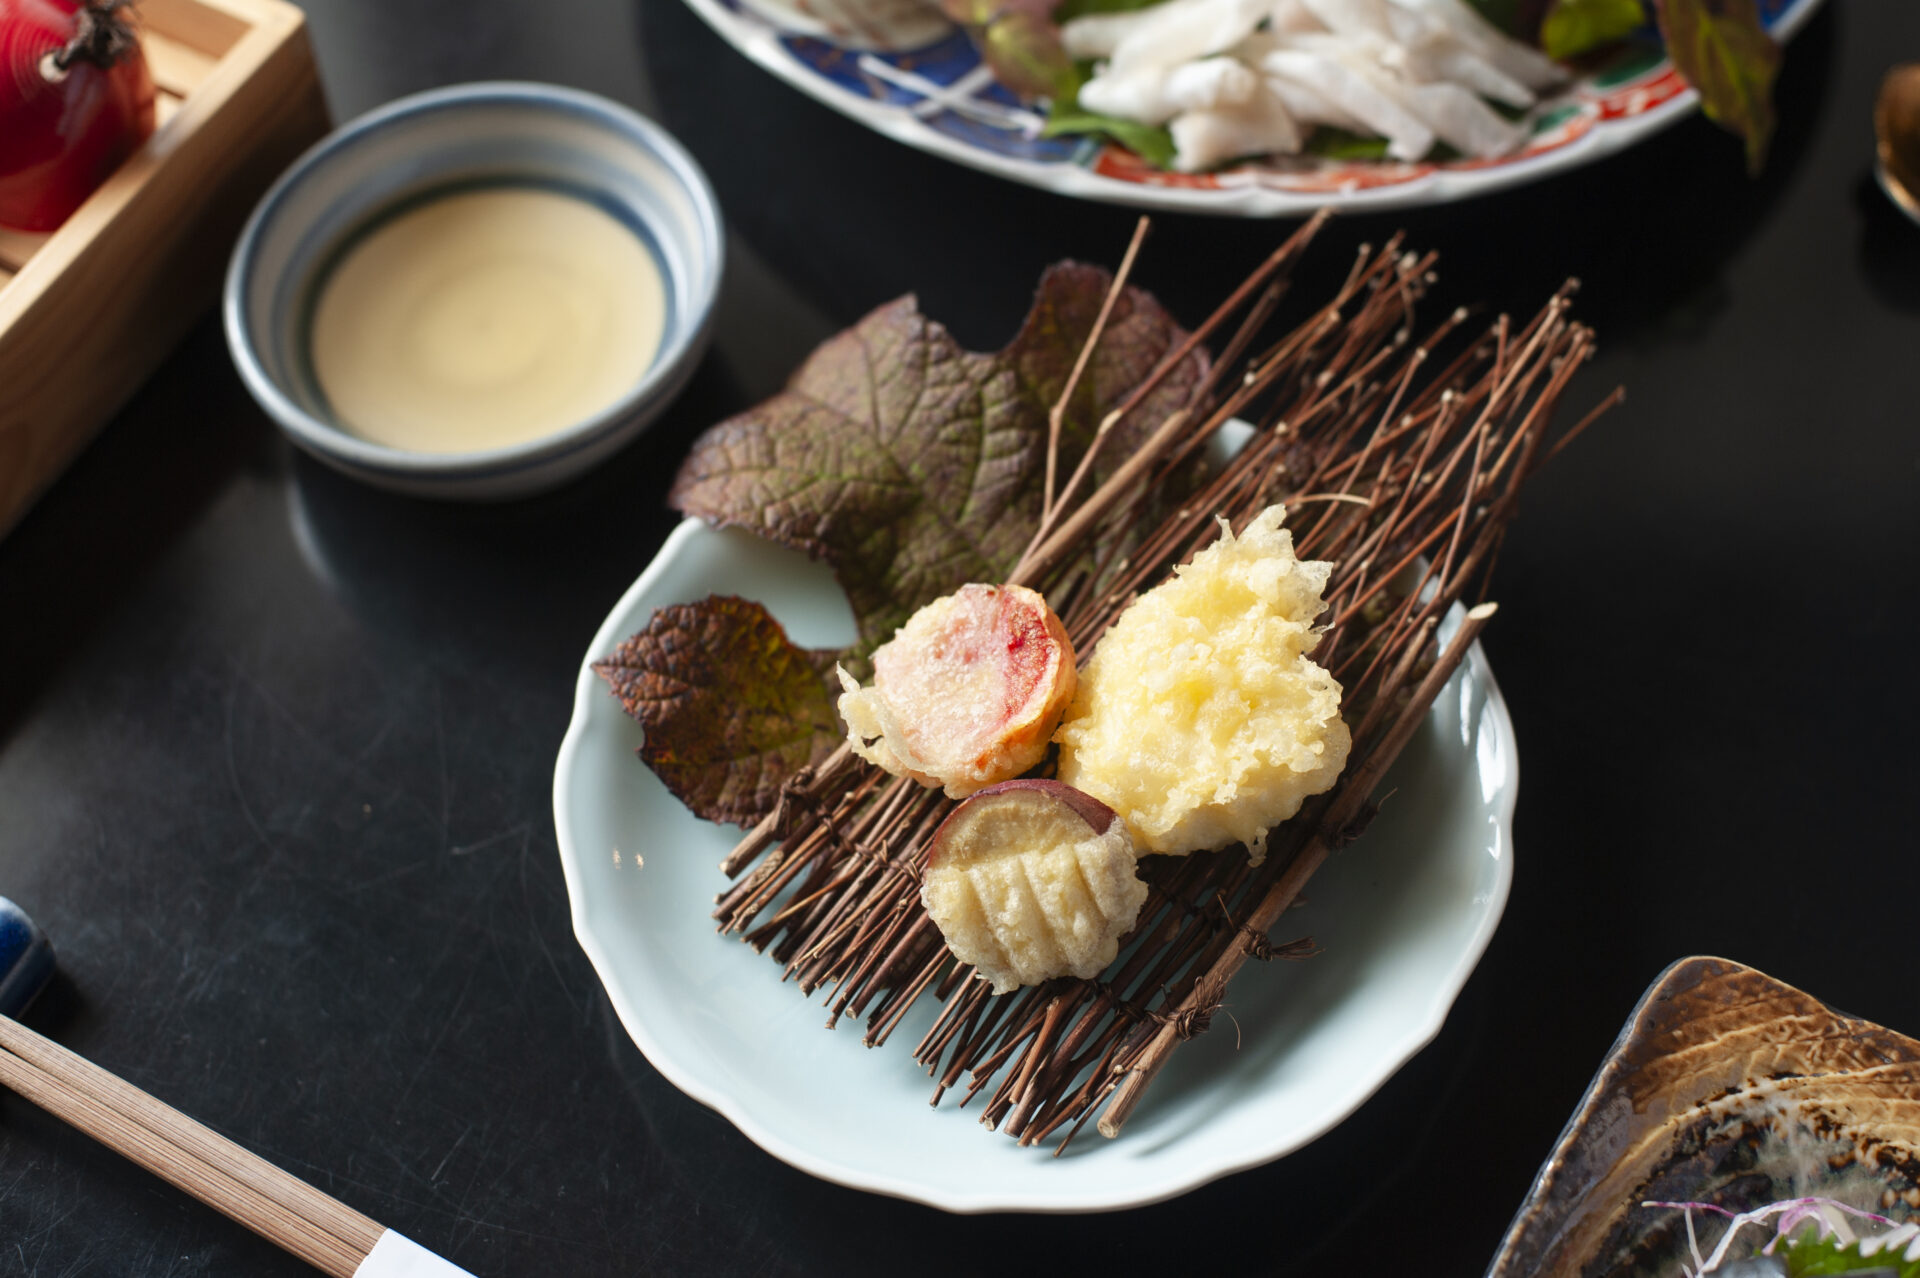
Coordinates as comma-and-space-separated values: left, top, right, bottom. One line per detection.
920, 784, 1147, 995
1055, 505, 1350, 863
837, 584, 1077, 800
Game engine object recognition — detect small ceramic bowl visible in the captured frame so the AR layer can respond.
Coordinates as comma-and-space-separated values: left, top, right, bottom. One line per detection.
224, 82, 724, 499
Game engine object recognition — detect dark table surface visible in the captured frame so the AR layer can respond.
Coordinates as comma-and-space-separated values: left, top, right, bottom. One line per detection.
3, 0, 1918, 1273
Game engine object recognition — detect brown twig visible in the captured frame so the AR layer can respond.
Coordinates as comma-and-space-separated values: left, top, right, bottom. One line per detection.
704, 227, 1614, 1148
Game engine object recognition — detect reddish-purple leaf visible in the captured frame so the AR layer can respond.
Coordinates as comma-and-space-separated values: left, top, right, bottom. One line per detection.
605, 264, 1207, 826
594, 596, 842, 826
669, 263, 1208, 658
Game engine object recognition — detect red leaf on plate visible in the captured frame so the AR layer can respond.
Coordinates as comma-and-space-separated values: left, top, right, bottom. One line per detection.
594, 596, 842, 826
669, 263, 1208, 665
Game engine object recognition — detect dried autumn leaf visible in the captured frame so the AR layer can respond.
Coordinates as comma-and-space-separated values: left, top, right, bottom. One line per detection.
670, 263, 1209, 659
593, 596, 842, 825
1657, 0, 1780, 174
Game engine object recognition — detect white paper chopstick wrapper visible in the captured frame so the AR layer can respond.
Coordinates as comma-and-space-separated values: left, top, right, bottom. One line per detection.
354, 1230, 477, 1278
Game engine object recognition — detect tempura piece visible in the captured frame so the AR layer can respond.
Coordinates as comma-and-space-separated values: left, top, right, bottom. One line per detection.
837, 584, 1076, 800
1055, 506, 1349, 863
920, 780, 1147, 995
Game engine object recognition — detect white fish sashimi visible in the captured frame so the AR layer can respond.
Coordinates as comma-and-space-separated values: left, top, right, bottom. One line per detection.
1288, 36, 1523, 157
1264, 70, 1371, 132
1393, 36, 1538, 108
1396, 79, 1528, 155
1169, 81, 1304, 170
1080, 56, 1260, 125
1262, 47, 1435, 159
1294, 0, 1394, 42
1304, 31, 1528, 156
1267, 0, 1327, 38
1107, 0, 1272, 75
1056, 0, 1565, 169
1390, 0, 1564, 90
1078, 66, 1175, 120
1377, 4, 1537, 105
1061, 9, 1159, 61
1167, 57, 1263, 111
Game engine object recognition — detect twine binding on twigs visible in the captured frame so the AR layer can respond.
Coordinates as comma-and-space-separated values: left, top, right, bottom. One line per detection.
1242, 930, 1320, 962
1330, 802, 1380, 850
1147, 1002, 1219, 1040
765, 766, 818, 833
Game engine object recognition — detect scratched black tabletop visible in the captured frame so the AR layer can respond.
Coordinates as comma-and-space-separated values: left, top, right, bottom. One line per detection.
3, 0, 1918, 1273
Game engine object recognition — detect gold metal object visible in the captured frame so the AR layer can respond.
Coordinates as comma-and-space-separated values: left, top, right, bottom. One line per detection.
1876, 63, 1920, 224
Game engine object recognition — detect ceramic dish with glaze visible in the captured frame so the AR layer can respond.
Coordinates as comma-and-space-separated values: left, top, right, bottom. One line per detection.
681, 0, 1822, 216
225, 82, 723, 500
551, 516, 1517, 1212
1488, 957, 1920, 1277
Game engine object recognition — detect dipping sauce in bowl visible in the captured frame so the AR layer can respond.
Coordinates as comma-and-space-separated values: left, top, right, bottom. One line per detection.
310, 187, 667, 454
225, 82, 723, 500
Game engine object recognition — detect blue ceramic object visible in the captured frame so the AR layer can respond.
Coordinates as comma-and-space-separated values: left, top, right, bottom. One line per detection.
225, 82, 724, 500
0, 897, 54, 1018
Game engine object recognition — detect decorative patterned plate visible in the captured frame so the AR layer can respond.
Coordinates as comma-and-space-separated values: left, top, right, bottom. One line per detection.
679, 0, 1823, 215
552, 518, 1517, 1212
1488, 957, 1920, 1277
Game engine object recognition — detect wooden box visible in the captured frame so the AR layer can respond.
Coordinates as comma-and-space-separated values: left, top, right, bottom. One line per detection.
0, 0, 330, 537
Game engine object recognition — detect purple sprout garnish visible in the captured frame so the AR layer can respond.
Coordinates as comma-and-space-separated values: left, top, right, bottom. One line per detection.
1643, 1197, 1906, 1275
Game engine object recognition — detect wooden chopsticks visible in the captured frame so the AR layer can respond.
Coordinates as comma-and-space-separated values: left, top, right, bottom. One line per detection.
0, 1014, 384, 1277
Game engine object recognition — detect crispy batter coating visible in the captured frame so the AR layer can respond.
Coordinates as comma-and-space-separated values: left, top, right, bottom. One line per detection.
1055, 505, 1350, 863
837, 584, 1076, 800
921, 783, 1146, 995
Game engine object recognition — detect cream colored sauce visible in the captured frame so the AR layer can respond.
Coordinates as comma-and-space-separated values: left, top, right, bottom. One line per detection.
310, 187, 666, 454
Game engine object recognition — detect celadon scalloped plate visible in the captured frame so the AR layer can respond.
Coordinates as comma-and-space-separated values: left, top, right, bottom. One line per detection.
676, 0, 1823, 216
552, 517, 1516, 1212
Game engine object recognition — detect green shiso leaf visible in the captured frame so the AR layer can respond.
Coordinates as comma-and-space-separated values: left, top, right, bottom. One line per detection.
1042, 63, 1177, 168
1463, 0, 1529, 36
1052, 0, 1163, 22
1782, 1223, 1920, 1275
1042, 109, 1178, 167
1304, 127, 1393, 160
1541, 0, 1647, 60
